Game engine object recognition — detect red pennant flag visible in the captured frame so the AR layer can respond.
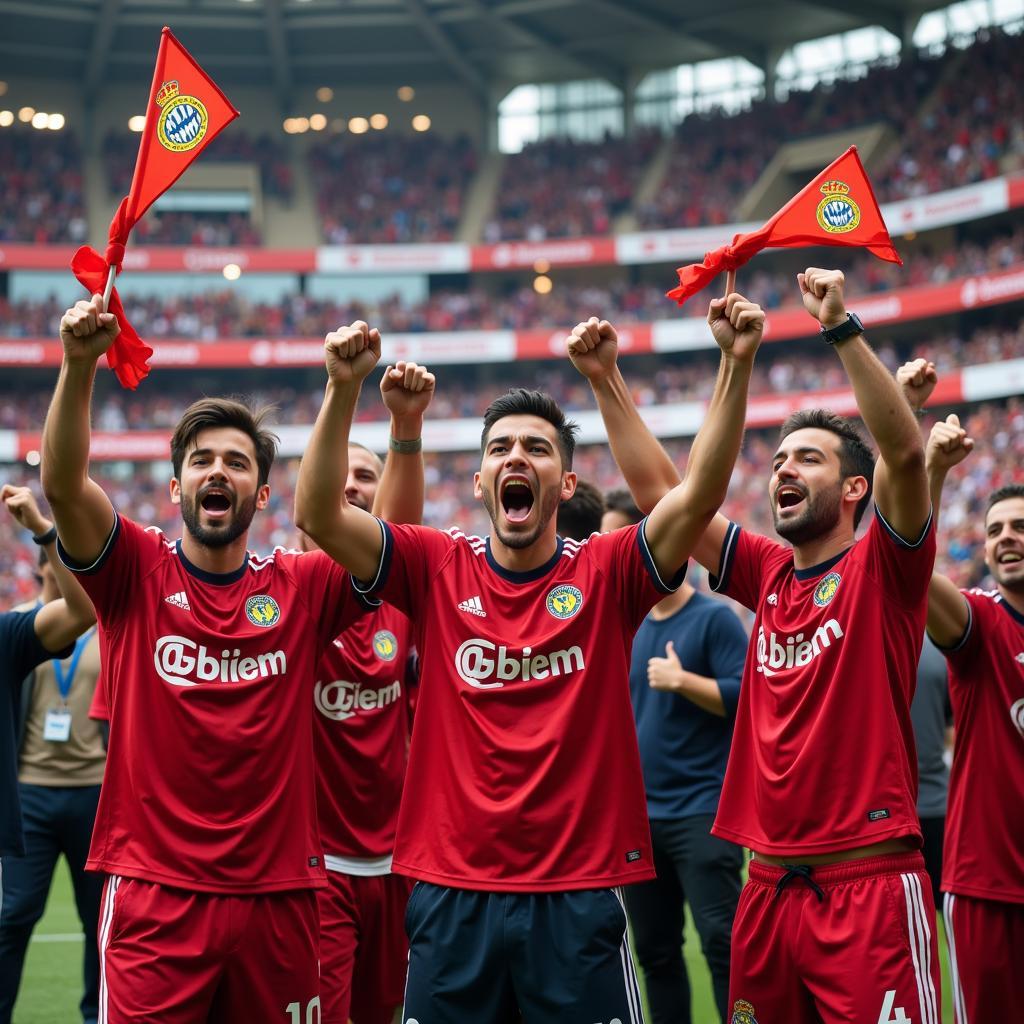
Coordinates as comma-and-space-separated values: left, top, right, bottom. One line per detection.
71, 27, 239, 388
667, 146, 901, 308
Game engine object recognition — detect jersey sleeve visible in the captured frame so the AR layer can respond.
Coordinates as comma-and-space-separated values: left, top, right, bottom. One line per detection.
0, 608, 65, 686
351, 520, 454, 620
89, 668, 109, 721
289, 549, 371, 650
860, 507, 937, 608
708, 522, 789, 612
586, 521, 686, 633
703, 603, 748, 719
933, 588, 988, 672
56, 514, 158, 626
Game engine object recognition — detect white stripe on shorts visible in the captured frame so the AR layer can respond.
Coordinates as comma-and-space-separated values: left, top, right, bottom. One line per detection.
900, 872, 938, 1024
612, 886, 645, 1024
943, 893, 969, 1024
97, 874, 122, 1024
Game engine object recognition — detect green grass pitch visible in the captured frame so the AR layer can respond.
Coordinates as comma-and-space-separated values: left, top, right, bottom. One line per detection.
14, 859, 955, 1022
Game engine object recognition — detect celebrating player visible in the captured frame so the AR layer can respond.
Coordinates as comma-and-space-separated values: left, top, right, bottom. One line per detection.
293, 298, 763, 1023
303, 360, 433, 1024
40, 295, 370, 1023
594, 270, 939, 1023
897, 361, 1022, 1024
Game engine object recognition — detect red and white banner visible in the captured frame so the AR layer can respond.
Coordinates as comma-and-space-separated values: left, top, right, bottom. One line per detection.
1, 174, 1021, 275
3, 262, 1023, 370
1, 359, 1012, 463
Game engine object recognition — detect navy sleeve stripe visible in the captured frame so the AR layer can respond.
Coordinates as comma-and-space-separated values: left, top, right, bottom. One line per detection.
56, 515, 121, 576
929, 598, 973, 653
352, 518, 392, 595
875, 505, 934, 550
637, 518, 686, 594
708, 521, 740, 594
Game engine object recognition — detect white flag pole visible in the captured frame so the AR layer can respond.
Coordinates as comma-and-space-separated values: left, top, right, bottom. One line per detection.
101, 265, 116, 312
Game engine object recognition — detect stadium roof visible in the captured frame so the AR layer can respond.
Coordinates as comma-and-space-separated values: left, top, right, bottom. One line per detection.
1, 0, 953, 105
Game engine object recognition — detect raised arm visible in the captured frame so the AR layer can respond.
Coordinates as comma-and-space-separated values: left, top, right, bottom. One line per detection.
799, 268, 930, 541
40, 295, 119, 564
642, 294, 763, 580
294, 321, 390, 582
923, 414, 975, 647
372, 361, 435, 525
2, 485, 95, 652
566, 317, 681, 514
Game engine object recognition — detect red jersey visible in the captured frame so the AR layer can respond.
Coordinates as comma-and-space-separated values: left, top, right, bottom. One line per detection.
356, 520, 681, 892
711, 512, 935, 856
61, 515, 362, 894
939, 588, 1024, 903
314, 603, 416, 869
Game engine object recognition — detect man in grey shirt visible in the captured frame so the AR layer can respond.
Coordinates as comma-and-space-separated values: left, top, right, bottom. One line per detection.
911, 634, 951, 906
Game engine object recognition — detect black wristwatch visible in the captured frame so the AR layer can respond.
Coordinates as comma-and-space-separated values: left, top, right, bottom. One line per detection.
820, 312, 864, 345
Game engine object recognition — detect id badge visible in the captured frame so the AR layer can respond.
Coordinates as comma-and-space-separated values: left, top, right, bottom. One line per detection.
43, 709, 72, 742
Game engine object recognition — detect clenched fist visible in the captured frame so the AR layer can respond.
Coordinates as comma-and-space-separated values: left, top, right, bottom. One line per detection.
324, 321, 381, 385
59, 294, 120, 365
566, 317, 618, 383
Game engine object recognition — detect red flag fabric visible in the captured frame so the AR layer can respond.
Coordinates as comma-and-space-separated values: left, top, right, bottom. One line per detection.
667, 146, 901, 308
71, 27, 239, 388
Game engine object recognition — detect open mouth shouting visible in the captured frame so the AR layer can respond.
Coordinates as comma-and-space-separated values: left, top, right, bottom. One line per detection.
198, 486, 234, 521
775, 484, 807, 515
499, 474, 535, 526
997, 549, 1023, 567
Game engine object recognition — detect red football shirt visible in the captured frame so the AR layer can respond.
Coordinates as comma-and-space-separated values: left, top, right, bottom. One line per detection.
711, 512, 935, 856
61, 514, 361, 893
356, 520, 682, 892
314, 603, 416, 869
939, 588, 1024, 903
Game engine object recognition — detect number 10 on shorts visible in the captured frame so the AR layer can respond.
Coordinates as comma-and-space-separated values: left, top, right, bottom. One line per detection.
285, 996, 320, 1023
878, 989, 911, 1024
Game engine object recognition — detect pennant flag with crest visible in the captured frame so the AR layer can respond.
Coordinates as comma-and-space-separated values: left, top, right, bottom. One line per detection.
666, 146, 901, 308
71, 26, 239, 388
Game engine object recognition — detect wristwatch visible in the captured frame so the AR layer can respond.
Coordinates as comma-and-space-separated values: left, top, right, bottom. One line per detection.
820, 312, 864, 345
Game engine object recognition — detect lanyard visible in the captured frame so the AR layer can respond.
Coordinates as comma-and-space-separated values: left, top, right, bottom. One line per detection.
51, 627, 96, 703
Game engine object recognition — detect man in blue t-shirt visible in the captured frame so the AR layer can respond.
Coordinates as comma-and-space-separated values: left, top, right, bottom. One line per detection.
1, 486, 96, 907
604, 491, 747, 1024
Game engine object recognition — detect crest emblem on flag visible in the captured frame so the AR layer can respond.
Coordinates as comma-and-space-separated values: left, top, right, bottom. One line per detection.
816, 180, 861, 234
155, 79, 209, 153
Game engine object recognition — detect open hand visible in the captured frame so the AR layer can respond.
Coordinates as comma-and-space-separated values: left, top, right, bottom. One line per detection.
324, 321, 381, 385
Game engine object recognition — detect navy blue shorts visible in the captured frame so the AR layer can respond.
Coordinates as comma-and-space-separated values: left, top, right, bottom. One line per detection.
402, 882, 645, 1023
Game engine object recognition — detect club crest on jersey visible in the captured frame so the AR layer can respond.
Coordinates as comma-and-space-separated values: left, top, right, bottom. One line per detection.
816, 180, 861, 234
813, 571, 842, 607
245, 594, 281, 628
372, 630, 398, 662
1011, 697, 1024, 741
730, 1000, 758, 1024
546, 584, 583, 620
155, 79, 209, 153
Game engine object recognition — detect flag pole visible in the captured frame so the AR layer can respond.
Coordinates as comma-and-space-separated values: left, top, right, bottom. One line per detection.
101, 265, 116, 313
725, 269, 736, 296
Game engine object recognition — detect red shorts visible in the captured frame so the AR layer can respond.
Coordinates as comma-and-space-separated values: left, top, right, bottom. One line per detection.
97, 875, 319, 1024
943, 892, 1024, 1024
729, 852, 941, 1024
318, 870, 414, 1024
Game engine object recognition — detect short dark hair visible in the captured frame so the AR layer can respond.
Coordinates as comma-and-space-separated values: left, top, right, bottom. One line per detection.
171, 398, 279, 488
778, 409, 875, 528
986, 484, 1024, 517
603, 488, 643, 526
557, 479, 605, 540
480, 389, 579, 469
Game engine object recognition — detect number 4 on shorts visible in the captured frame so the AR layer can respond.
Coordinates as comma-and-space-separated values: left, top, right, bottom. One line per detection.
878, 990, 911, 1024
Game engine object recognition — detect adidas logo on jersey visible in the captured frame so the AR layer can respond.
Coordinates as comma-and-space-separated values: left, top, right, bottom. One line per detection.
455, 638, 584, 689
756, 619, 844, 676
164, 590, 190, 611
314, 678, 402, 721
457, 595, 486, 617
154, 635, 287, 687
